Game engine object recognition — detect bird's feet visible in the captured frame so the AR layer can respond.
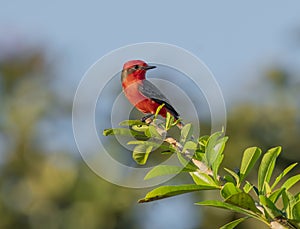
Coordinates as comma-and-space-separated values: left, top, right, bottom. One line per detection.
141, 114, 154, 123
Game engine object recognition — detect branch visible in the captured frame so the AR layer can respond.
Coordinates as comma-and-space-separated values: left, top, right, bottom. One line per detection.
145, 117, 217, 180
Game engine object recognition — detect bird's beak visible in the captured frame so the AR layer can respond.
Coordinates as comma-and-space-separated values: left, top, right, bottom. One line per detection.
143, 65, 156, 71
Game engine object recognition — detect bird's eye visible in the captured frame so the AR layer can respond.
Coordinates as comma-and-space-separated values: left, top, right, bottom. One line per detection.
134, 65, 139, 70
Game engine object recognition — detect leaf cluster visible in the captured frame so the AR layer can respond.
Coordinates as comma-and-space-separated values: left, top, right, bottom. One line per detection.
104, 111, 300, 228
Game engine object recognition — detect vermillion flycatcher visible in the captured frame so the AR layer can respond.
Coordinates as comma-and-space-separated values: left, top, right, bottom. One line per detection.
121, 60, 180, 122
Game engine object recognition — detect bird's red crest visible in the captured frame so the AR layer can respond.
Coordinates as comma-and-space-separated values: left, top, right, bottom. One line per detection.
123, 60, 147, 70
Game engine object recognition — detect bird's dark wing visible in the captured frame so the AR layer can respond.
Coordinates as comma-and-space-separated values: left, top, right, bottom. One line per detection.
138, 80, 179, 118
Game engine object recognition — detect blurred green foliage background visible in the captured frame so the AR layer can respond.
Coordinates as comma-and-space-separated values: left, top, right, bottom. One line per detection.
0, 47, 142, 228
1, 2, 300, 229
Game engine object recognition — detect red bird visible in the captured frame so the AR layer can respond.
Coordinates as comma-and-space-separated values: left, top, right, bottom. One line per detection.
121, 60, 180, 122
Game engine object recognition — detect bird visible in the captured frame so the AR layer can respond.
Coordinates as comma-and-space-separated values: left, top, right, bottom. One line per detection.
121, 60, 181, 124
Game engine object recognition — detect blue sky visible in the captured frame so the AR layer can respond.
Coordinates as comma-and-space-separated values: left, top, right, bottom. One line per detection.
1, 1, 300, 104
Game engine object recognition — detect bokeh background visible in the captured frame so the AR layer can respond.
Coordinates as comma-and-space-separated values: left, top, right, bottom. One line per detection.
1, 1, 300, 228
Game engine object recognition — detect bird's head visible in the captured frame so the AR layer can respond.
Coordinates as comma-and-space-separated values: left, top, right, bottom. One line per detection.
121, 60, 156, 83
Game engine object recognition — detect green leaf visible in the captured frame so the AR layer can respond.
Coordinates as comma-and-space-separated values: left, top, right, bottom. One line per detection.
198, 135, 209, 153
144, 165, 193, 180
195, 135, 209, 162
292, 201, 300, 220
206, 132, 227, 168
180, 123, 193, 144
103, 128, 145, 138
282, 190, 294, 219
264, 181, 272, 195
182, 141, 197, 152
119, 120, 145, 126
160, 144, 176, 154
224, 168, 240, 186
198, 135, 209, 145
156, 142, 176, 153
258, 147, 281, 194
221, 182, 242, 199
223, 174, 236, 184
212, 153, 224, 181
282, 190, 289, 217
118, 120, 149, 133
269, 188, 284, 203
154, 103, 165, 119
131, 125, 149, 133
282, 174, 300, 191
165, 112, 174, 130
194, 151, 206, 163
240, 147, 261, 183
171, 118, 182, 127
176, 151, 198, 171
259, 195, 281, 219
205, 132, 222, 166
190, 173, 219, 187
127, 140, 161, 148
243, 181, 253, 193
226, 192, 261, 214
196, 200, 262, 220
139, 184, 217, 203
220, 217, 248, 229
132, 145, 153, 165
271, 163, 298, 190
295, 192, 300, 202
146, 125, 161, 138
